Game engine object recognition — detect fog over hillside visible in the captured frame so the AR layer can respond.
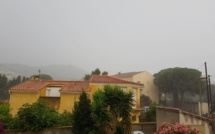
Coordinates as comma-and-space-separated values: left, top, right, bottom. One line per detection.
0, 63, 88, 80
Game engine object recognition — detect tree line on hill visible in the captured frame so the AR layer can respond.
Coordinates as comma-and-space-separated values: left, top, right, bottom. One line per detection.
0, 74, 53, 101
0, 75, 29, 100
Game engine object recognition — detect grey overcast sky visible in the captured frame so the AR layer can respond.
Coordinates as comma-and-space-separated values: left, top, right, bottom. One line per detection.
0, 0, 215, 81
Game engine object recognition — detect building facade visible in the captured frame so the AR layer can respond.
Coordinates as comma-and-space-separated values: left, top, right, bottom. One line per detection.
113, 71, 159, 103
9, 75, 144, 123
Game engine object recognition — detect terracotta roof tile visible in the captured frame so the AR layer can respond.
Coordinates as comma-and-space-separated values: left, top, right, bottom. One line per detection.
61, 81, 90, 92
90, 75, 143, 86
10, 80, 90, 92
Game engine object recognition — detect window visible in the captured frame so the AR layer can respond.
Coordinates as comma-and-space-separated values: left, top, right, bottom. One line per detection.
46, 87, 61, 97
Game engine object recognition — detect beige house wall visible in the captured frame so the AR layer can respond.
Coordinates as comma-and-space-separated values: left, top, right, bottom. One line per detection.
199, 102, 209, 115
132, 72, 159, 103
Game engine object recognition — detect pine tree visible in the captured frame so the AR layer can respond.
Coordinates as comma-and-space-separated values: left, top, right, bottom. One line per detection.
72, 91, 95, 134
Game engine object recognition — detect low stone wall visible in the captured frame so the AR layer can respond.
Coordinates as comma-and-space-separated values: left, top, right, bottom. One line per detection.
5, 123, 157, 134
5, 126, 73, 134
132, 122, 156, 134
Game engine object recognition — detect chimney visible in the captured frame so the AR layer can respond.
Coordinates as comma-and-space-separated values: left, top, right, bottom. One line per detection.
34, 75, 40, 81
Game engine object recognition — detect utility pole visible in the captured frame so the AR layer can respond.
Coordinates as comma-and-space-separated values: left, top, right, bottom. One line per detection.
209, 75, 213, 113
205, 62, 210, 114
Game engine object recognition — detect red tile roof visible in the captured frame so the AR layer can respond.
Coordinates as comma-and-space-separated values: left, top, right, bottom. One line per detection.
61, 81, 90, 92
10, 80, 90, 92
90, 75, 144, 86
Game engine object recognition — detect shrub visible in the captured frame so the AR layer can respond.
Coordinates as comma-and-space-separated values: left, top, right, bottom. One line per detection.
145, 102, 157, 122
0, 120, 5, 134
0, 104, 12, 129
155, 122, 200, 134
16, 100, 60, 131
58, 111, 72, 126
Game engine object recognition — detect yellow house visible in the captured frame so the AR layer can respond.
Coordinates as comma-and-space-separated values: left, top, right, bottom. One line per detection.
9, 75, 144, 123
113, 71, 159, 103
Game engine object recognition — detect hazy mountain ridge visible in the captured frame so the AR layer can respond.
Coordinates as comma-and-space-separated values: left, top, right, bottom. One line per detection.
0, 63, 88, 80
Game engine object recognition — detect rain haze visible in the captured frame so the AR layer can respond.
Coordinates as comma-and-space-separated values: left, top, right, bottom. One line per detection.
0, 0, 215, 82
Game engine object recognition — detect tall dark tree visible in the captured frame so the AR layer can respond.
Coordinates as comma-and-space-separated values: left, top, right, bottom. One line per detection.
0, 75, 29, 100
72, 91, 94, 134
102, 71, 108, 75
84, 68, 108, 80
0, 75, 8, 100
91, 68, 101, 75
154, 67, 201, 108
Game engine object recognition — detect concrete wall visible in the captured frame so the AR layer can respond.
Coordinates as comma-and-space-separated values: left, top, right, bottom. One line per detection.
156, 106, 212, 134
5, 127, 73, 134
156, 107, 180, 128
5, 124, 156, 134
132, 122, 156, 134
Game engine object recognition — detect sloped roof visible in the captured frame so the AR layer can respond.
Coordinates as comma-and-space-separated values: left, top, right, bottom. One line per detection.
10, 80, 90, 92
90, 75, 143, 86
112, 71, 143, 78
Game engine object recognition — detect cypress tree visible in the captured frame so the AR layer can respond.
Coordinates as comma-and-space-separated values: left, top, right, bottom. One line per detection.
72, 91, 94, 134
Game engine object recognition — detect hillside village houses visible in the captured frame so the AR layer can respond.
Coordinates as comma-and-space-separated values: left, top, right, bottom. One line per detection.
9, 75, 144, 123
112, 71, 159, 104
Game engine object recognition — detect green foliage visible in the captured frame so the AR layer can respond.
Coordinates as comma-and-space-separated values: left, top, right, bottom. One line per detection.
16, 100, 59, 131
83, 68, 108, 80
102, 71, 108, 75
0, 104, 12, 129
84, 74, 91, 81
154, 67, 201, 108
145, 102, 157, 122
0, 75, 29, 100
140, 94, 152, 107
91, 85, 133, 134
211, 84, 215, 112
0, 120, 5, 133
58, 111, 72, 126
72, 91, 95, 134
31, 74, 53, 80
92, 68, 101, 75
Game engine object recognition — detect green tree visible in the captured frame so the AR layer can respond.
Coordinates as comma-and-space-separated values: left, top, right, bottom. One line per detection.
92, 68, 101, 75
0, 75, 8, 100
145, 102, 157, 122
91, 85, 133, 134
0, 104, 12, 129
211, 84, 215, 112
31, 74, 53, 80
72, 91, 95, 134
84, 68, 108, 80
154, 67, 201, 108
84, 74, 91, 81
140, 94, 152, 108
102, 71, 108, 75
